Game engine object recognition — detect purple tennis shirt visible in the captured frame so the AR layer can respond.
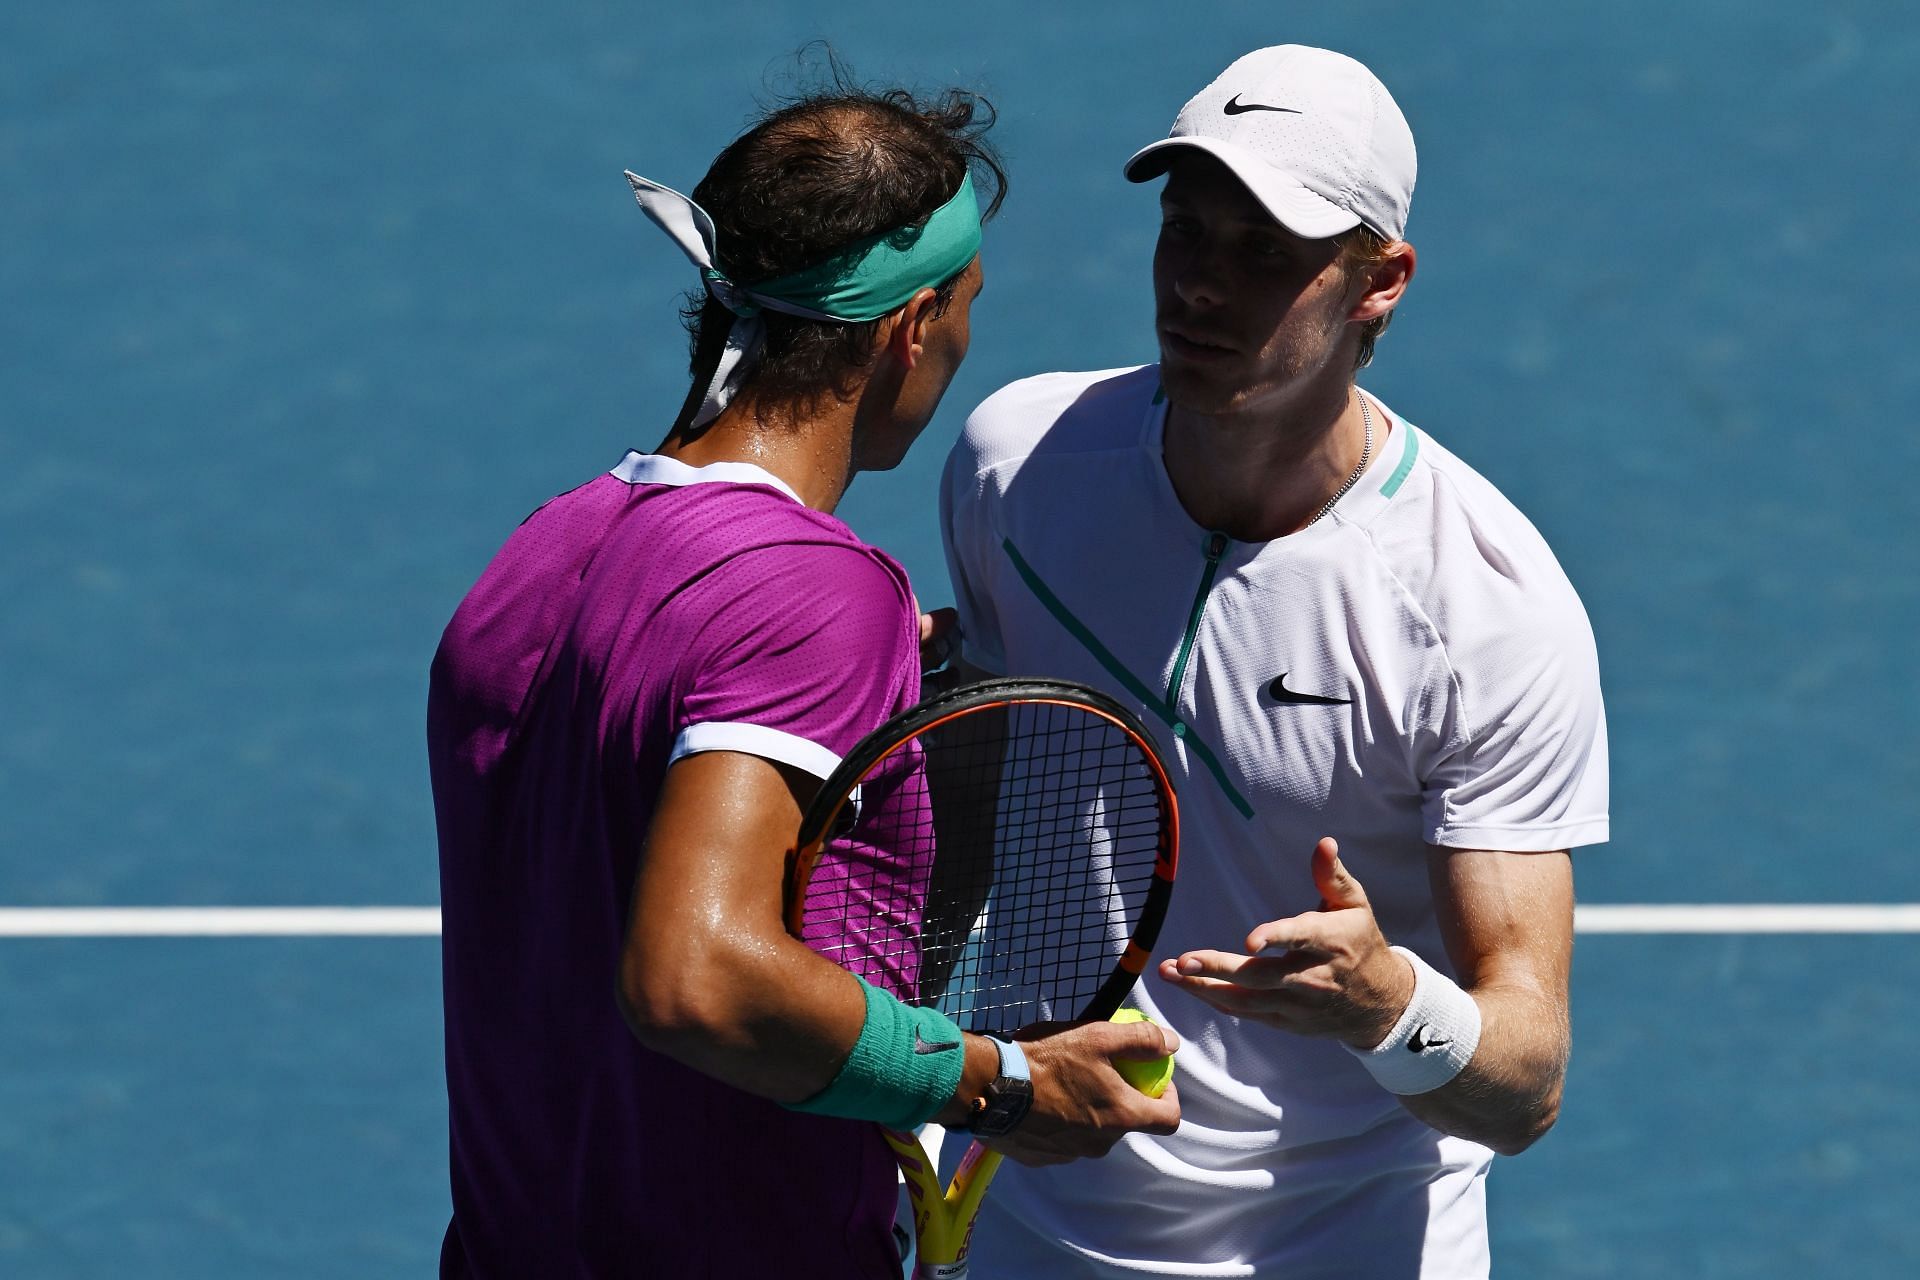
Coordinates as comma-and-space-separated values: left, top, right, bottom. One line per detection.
428, 452, 926, 1279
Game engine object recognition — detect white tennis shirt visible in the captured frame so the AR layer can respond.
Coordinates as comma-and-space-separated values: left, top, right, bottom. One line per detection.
939, 365, 1608, 1278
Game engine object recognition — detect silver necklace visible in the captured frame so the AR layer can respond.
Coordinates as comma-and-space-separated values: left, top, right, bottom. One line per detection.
1308, 392, 1373, 527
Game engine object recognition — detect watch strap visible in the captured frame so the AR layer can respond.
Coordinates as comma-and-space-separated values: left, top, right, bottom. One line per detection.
988, 1035, 1030, 1083
966, 1035, 1036, 1137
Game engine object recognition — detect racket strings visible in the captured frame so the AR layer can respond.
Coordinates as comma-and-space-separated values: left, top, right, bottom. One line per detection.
798, 699, 1167, 1036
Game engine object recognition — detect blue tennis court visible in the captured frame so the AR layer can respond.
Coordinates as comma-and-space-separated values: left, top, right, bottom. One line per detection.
3, 1, 1916, 1274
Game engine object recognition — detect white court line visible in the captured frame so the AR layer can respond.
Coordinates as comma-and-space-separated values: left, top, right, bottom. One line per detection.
1573, 904, 1920, 934
0, 908, 442, 937
0, 905, 1918, 937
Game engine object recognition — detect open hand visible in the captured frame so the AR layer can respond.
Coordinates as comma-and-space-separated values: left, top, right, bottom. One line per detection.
1156, 837, 1414, 1049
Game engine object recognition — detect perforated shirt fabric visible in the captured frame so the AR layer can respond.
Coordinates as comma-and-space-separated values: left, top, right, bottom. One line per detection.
429, 453, 922, 1279
940, 366, 1608, 1279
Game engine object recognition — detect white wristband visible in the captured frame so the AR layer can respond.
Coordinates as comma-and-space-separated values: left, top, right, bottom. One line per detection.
1347, 946, 1482, 1095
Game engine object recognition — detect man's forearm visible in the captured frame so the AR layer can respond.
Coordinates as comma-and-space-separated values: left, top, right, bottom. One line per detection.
1394, 977, 1568, 1156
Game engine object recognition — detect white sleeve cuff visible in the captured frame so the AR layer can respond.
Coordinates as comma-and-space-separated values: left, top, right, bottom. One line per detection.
1428, 814, 1610, 852
668, 722, 844, 780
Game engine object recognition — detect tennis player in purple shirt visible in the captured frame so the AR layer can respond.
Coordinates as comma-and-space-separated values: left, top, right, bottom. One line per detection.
427, 82, 1178, 1278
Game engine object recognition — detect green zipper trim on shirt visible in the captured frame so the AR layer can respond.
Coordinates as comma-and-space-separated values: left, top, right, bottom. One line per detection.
1379, 423, 1420, 499
1165, 531, 1228, 707
1000, 536, 1255, 819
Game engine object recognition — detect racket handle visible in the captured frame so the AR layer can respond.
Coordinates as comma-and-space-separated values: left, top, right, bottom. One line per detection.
907, 1138, 1005, 1278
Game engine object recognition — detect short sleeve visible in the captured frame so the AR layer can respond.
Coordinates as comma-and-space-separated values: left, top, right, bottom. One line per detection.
672, 543, 918, 781
939, 429, 1008, 675
1422, 610, 1611, 852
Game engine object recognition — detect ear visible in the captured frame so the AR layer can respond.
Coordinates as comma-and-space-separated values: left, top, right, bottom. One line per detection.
1349, 240, 1416, 325
879, 286, 941, 372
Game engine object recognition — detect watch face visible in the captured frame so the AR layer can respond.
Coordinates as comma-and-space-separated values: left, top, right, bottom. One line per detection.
968, 1077, 1035, 1137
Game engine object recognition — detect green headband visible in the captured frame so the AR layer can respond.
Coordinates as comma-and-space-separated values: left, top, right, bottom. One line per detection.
625, 166, 982, 427
735, 171, 981, 321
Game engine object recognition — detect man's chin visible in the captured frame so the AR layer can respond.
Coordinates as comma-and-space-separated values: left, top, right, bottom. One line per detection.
1157, 361, 1241, 415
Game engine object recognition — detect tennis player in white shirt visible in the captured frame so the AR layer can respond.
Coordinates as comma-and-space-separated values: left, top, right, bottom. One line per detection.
938, 45, 1608, 1278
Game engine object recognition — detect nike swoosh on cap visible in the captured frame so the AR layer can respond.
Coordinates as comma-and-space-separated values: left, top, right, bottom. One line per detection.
1223, 94, 1302, 116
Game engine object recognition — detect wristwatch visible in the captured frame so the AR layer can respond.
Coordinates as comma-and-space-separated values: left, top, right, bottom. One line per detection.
965, 1035, 1034, 1137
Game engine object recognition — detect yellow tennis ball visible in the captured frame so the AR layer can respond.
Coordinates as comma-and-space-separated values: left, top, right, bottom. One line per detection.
1109, 1008, 1175, 1098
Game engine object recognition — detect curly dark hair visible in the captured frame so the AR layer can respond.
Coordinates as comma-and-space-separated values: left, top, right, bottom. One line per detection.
680, 79, 1007, 422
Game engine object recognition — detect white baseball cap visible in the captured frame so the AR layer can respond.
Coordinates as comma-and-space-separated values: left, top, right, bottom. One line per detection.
1124, 45, 1416, 242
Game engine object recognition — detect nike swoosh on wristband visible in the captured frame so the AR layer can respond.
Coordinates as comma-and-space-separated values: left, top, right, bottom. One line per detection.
1408, 1025, 1451, 1053
1223, 95, 1302, 116
913, 1029, 961, 1055
1267, 674, 1352, 706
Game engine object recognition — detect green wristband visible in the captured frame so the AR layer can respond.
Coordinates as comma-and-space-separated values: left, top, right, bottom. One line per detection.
786, 975, 966, 1129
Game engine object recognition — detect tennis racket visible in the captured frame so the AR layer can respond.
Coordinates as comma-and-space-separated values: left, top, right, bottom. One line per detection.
785, 677, 1180, 1279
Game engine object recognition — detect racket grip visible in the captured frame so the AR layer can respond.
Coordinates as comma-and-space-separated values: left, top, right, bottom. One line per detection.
903, 1137, 1004, 1278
